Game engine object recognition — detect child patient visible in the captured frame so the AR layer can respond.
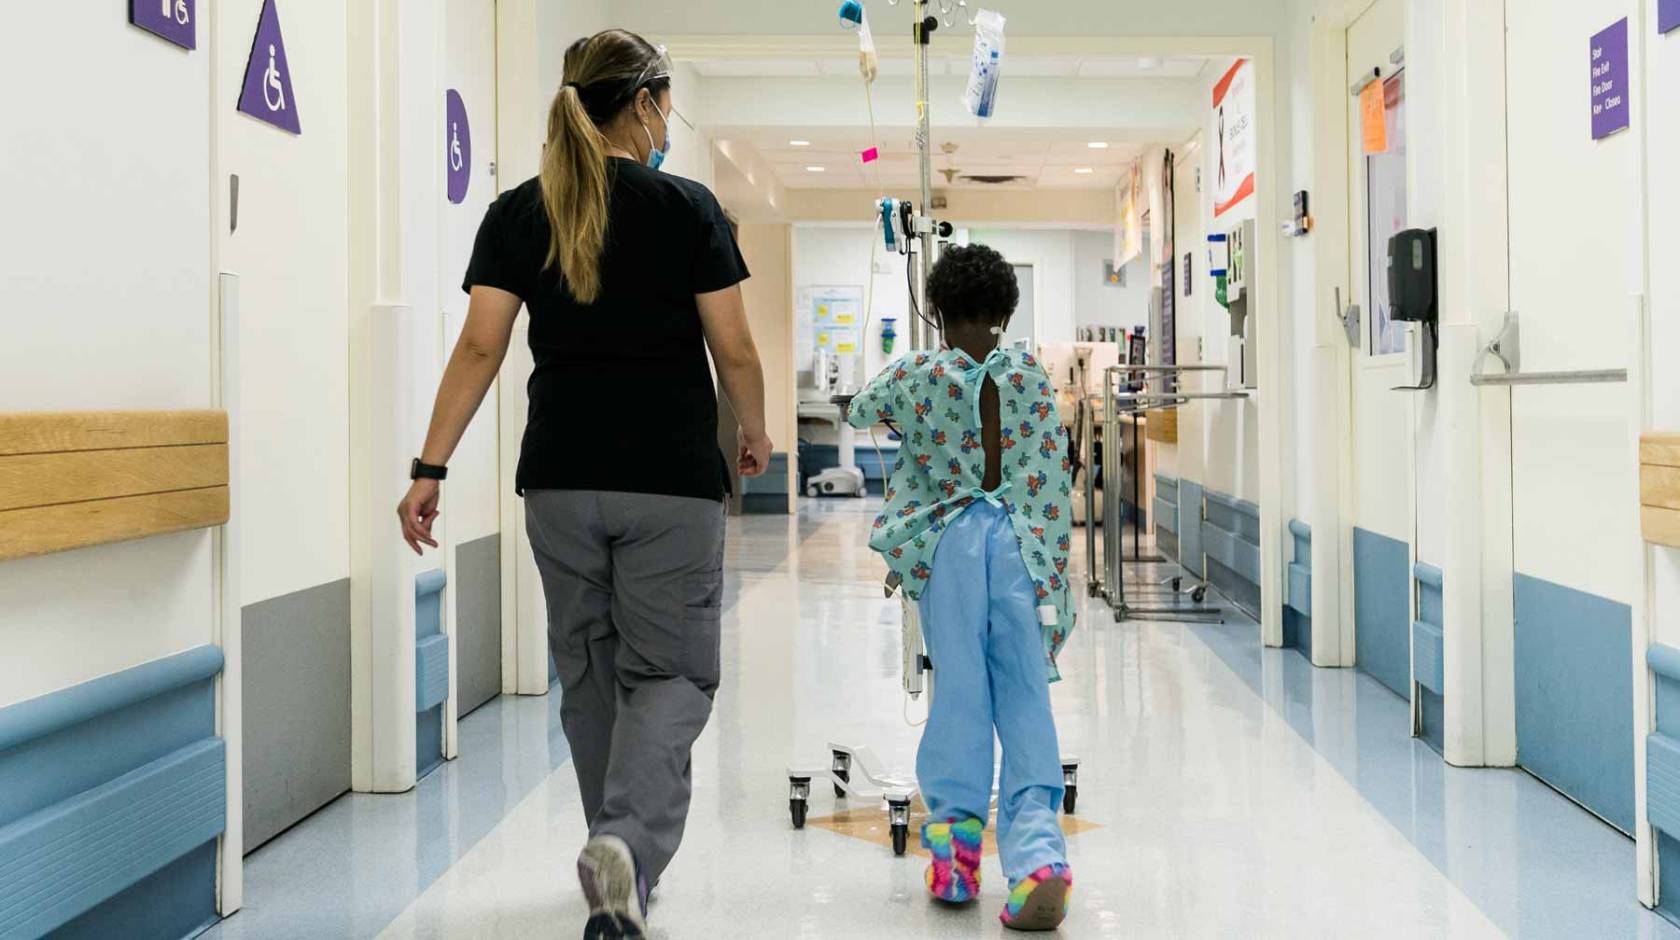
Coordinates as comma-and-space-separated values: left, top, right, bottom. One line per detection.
846, 244, 1076, 931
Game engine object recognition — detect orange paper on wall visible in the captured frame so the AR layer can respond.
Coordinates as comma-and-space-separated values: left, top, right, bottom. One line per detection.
1360, 79, 1387, 154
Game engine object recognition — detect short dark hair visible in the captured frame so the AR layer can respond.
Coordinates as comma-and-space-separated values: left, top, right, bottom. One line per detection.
926, 243, 1019, 329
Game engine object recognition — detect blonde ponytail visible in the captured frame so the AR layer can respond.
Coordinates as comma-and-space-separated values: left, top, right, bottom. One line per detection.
540, 85, 611, 304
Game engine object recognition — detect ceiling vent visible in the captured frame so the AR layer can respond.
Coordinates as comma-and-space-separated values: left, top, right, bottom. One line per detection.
962, 174, 1029, 185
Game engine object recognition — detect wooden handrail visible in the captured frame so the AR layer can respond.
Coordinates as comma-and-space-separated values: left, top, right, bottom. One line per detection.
1643, 432, 1680, 549
0, 411, 229, 562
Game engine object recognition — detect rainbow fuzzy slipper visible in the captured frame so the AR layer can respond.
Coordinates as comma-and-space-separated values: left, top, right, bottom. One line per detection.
921, 818, 984, 904
1000, 864, 1072, 931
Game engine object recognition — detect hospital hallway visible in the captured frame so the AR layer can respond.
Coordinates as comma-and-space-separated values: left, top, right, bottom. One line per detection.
191, 501, 1673, 940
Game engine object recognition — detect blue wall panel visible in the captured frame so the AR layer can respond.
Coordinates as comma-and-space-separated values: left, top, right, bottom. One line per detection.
1178, 481, 1205, 579
1201, 491, 1261, 618
1514, 573, 1633, 834
1284, 521, 1311, 658
1647, 647, 1680, 925
0, 646, 225, 938
1153, 478, 1179, 564
1353, 528, 1410, 699
416, 569, 449, 780
1412, 563, 1445, 754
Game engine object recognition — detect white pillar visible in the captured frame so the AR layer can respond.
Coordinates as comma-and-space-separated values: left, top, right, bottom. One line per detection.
347, 0, 449, 793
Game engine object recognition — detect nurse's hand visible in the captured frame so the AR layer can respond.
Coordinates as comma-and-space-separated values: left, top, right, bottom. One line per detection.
398, 479, 441, 555
738, 428, 773, 478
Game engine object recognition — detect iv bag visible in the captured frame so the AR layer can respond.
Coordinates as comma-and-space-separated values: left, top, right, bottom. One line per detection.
961, 9, 1006, 119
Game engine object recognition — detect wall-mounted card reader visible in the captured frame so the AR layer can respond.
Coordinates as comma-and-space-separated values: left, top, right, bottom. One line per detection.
1388, 227, 1438, 390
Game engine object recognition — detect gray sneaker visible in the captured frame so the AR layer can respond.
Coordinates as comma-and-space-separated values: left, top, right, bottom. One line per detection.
578, 836, 648, 939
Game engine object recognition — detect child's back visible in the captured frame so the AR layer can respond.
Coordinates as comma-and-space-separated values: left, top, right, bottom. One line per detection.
849, 344, 1077, 676
845, 244, 1075, 931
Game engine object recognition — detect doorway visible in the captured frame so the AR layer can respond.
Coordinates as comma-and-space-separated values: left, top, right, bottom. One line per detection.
1007, 262, 1038, 350
1342, 0, 1416, 702
442, 0, 503, 719
1503, 2, 1641, 835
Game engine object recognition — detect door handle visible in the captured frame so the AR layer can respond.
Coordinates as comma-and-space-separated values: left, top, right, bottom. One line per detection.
1334, 287, 1360, 348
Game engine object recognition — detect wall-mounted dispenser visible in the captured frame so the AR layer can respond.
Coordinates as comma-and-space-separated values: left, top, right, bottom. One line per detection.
1387, 227, 1438, 391
1215, 220, 1258, 387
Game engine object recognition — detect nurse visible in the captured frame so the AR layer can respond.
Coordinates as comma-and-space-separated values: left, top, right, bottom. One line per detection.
396, 28, 769, 940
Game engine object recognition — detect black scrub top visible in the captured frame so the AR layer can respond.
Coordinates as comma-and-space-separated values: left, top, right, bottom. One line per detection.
463, 160, 749, 502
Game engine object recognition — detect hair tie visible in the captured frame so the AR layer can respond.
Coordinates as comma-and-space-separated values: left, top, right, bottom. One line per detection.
563, 81, 581, 90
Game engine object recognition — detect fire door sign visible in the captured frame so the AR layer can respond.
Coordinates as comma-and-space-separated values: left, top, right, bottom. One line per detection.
1590, 19, 1630, 141
131, 0, 195, 50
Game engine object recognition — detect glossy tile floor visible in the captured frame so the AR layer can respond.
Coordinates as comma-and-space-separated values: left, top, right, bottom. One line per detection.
211, 500, 1679, 939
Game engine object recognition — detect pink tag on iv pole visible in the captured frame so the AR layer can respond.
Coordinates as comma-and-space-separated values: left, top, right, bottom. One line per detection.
860, 147, 880, 163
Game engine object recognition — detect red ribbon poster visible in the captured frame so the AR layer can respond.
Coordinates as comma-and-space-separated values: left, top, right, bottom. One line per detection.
1212, 59, 1256, 218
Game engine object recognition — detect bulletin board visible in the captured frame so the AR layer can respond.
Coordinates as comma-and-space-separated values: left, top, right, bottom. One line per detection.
797, 285, 866, 363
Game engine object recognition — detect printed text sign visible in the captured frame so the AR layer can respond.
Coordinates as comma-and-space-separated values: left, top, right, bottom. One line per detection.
1212, 59, 1256, 217
1591, 19, 1630, 141
238, 0, 301, 135
131, 0, 195, 49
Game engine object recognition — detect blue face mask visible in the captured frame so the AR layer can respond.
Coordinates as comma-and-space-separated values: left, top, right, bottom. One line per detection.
642, 103, 672, 171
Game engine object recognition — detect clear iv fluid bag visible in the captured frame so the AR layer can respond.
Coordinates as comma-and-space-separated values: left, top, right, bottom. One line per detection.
962, 10, 1006, 120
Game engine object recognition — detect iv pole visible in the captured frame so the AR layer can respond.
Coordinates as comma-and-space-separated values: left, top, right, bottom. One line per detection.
911, 0, 936, 351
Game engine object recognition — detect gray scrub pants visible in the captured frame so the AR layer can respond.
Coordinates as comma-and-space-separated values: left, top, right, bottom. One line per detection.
523, 490, 725, 883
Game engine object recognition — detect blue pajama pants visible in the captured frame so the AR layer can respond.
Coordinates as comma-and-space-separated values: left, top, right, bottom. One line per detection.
916, 502, 1068, 881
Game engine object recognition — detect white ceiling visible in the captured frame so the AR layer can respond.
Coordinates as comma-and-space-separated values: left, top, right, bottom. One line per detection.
688, 49, 1209, 192
689, 55, 1208, 80
722, 126, 1146, 191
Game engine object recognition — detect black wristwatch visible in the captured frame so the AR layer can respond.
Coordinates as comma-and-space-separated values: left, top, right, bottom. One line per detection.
410, 459, 448, 481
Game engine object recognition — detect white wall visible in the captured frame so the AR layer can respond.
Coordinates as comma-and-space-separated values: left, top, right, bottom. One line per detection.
1073, 231, 1152, 335
791, 224, 1126, 394
0, 6, 215, 706
967, 229, 1078, 348
1193, 58, 1263, 502
791, 225, 910, 389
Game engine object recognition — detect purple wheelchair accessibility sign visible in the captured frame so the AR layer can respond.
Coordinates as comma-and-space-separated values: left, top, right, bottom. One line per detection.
446, 90, 472, 205
238, 0, 301, 134
131, 0, 195, 50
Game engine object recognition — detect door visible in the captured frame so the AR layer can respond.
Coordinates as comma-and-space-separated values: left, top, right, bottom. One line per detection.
1343, 0, 1417, 701
442, 0, 503, 719
218, 0, 355, 851
1006, 263, 1037, 349
1504, 1, 1642, 834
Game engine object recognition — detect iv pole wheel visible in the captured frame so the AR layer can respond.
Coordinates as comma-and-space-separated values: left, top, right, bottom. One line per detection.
887, 793, 913, 857
788, 777, 811, 829
832, 749, 852, 799
1192, 586, 1208, 603
1061, 760, 1080, 814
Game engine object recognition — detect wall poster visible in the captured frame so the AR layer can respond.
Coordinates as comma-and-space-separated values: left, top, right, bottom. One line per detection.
1212, 58, 1256, 218
798, 285, 865, 364
1114, 162, 1143, 267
